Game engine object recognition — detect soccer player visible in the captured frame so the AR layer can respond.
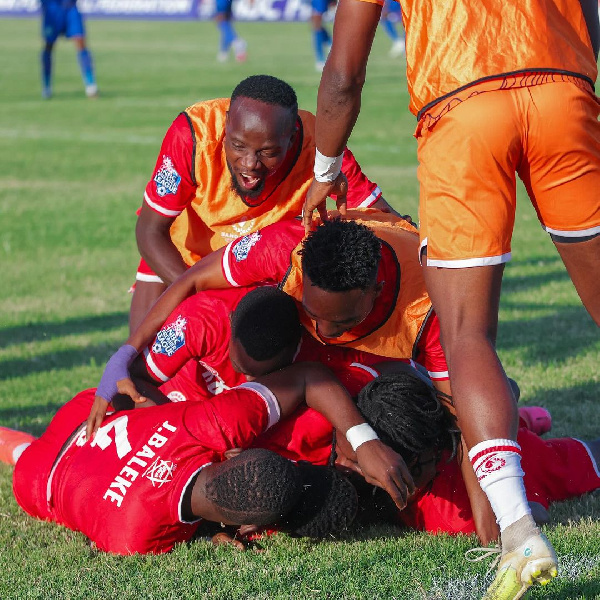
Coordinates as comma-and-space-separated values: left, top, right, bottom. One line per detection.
0, 361, 414, 555
310, 0, 333, 72
214, 0, 247, 63
39, 0, 98, 99
379, 0, 405, 58
131, 75, 394, 331
301, 0, 600, 596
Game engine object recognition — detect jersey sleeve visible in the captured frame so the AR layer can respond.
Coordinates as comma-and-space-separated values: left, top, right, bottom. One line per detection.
221, 220, 304, 287
184, 383, 281, 452
339, 147, 382, 209
143, 113, 197, 218
142, 295, 215, 383
414, 313, 449, 382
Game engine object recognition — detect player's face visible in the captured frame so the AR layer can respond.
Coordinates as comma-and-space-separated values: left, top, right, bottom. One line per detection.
228, 336, 296, 379
225, 97, 297, 199
302, 276, 381, 339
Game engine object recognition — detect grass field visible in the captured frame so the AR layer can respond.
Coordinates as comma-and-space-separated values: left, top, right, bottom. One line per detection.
0, 16, 599, 600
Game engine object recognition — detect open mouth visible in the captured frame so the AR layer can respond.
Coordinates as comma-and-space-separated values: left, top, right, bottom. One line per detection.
238, 173, 262, 190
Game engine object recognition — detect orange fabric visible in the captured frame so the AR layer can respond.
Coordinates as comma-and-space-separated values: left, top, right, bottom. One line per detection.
171, 100, 323, 266
282, 209, 433, 359
364, 0, 597, 117
417, 82, 600, 265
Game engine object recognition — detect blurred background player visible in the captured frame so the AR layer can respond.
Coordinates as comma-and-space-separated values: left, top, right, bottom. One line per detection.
214, 0, 247, 63
40, 0, 98, 99
311, 0, 334, 71
379, 0, 405, 57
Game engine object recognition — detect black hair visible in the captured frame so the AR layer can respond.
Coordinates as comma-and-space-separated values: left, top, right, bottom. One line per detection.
356, 371, 460, 473
230, 286, 302, 361
300, 218, 382, 292
205, 449, 301, 526
230, 75, 298, 119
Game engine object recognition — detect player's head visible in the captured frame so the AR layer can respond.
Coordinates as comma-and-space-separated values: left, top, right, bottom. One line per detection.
229, 286, 302, 378
354, 369, 459, 489
226, 75, 299, 199
299, 218, 383, 339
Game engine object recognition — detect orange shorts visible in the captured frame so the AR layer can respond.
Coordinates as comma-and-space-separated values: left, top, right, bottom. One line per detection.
417, 80, 600, 267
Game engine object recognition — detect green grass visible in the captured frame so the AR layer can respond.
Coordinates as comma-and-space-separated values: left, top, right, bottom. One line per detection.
0, 17, 599, 600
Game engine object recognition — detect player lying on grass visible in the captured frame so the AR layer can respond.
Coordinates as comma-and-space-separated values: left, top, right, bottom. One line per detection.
0, 361, 416, 555
131, 74, 398, 330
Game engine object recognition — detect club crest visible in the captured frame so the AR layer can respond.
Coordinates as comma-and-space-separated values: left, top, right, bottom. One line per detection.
154, 155, 181, 197
143, 457, 176, 488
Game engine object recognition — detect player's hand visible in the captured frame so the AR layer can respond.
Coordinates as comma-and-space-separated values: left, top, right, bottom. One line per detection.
210, 531, 246, 551
355, 439, 415, 510
302, 173, 348, 234
86, 378, 148, 441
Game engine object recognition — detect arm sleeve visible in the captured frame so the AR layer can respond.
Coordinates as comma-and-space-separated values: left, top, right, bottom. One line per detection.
340, 147, 382, 209
221, 220, 305, 287
143, 113, 197, 217
414, 313, 449, 382
142, 295, 213, 383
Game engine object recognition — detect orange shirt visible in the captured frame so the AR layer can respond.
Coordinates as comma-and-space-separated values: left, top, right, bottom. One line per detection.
144, 99, 381, 267
363, 0, 597, 117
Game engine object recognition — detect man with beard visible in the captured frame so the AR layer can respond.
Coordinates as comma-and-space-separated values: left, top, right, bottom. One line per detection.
131, 74, 394, 331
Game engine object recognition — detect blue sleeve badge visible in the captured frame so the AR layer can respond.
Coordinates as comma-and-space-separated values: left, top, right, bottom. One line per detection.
152, 316, 187, 357
153, 155, 182, 197
232, 231, 262, 262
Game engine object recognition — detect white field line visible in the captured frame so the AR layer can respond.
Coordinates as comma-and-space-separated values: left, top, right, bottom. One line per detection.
427, 553, 600, 600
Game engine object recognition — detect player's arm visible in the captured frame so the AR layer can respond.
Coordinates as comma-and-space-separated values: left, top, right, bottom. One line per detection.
302, 0, 382, 231
254, 362, 415, 509
137, 113, 197, 284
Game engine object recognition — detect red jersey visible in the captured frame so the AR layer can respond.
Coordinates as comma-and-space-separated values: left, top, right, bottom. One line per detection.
399, 428, 600, 535
221, 218, 448, 380
143, 103, 382, 266
13, 385, 280, 555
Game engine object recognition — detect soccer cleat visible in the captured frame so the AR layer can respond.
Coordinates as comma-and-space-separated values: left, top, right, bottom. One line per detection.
389, 39, 406, 57
518, 406, 552, 436
85, 83, 99, 98
217, 50, 229, 63
482, 532, 558, 600
0, 427, 35, 465
315, 61, 325, 73
232, 39, 247, 62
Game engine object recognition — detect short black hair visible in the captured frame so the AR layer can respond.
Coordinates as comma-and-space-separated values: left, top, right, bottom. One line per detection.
205, 449, 301, 526
230, 75, 298, 118
357, 371, 460, 473
231, 286, 302, 361
300, 218, 382, 292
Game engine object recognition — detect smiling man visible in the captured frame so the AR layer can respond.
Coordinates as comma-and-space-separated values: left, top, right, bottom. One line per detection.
131, 74, 391, 330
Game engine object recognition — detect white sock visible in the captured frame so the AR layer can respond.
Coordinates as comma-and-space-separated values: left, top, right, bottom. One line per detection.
469, 438, 531, 532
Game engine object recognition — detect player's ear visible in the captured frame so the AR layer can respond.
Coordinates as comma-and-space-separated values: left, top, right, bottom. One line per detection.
224, 448, 243, 460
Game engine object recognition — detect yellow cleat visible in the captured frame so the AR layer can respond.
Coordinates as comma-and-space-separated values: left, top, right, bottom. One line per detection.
481, 532, 557, 600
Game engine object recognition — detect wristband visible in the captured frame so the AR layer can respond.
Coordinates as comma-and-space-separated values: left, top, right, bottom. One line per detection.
314, 149, 344, 183
346, 423, 379, 452
96, 344, 139, 402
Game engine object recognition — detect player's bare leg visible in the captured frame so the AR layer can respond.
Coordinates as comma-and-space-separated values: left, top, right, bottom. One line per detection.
129, 280, 167, 333
553, 235, 600, 325
423, 261, 558, 599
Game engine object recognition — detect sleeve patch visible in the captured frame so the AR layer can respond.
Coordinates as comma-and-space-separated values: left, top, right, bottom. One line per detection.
154, 155, 182, 197
152, 316, 187, 357
231, 231, 262, 262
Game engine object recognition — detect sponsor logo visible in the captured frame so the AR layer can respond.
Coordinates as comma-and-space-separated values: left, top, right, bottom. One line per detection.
232, 231, 261, 262
167, 390, 187, 403
476, 454, 506, 480
199, 361, 231, 396
154, 155, 181, 197
143, 457, 177, 488
152, 316, 187, 357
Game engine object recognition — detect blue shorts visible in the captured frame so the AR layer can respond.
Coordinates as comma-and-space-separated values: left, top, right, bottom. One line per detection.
42, 1, 85, 44
215, 0, 233, 15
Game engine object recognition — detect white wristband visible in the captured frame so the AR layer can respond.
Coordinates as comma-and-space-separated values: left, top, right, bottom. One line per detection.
346, 423, 379, 452
314, 149, 344, 183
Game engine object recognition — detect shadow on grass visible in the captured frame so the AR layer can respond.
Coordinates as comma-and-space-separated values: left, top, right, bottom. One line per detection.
0, 312, 128, 350
0, 343, 119, 381
496, 306, 597, 365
